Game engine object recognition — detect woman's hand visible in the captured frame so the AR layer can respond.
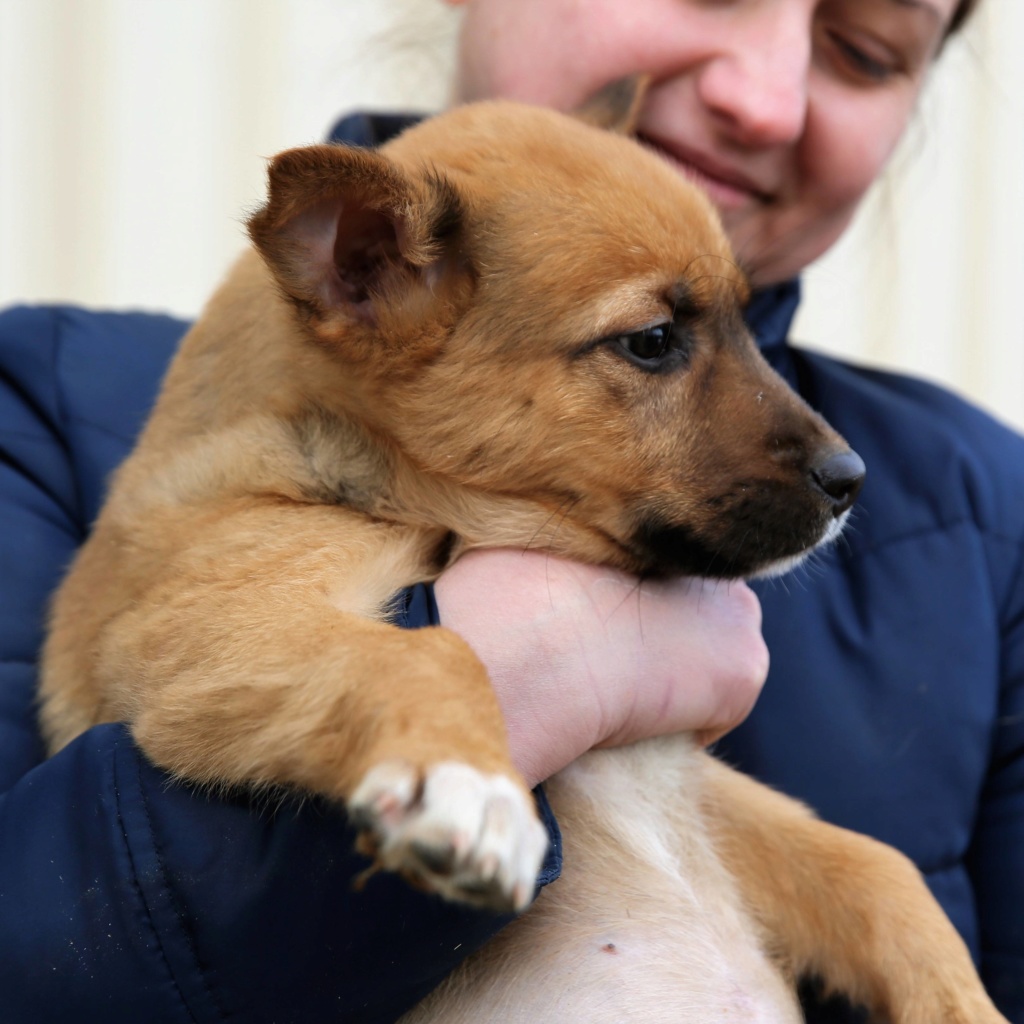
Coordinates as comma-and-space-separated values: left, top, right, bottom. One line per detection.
434, 548, 768, 788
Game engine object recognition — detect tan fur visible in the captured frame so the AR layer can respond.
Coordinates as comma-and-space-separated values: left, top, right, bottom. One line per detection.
40, 93, 1006, 1020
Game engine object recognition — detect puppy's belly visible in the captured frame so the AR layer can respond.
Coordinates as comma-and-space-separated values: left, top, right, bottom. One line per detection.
403, 739, 801, 1024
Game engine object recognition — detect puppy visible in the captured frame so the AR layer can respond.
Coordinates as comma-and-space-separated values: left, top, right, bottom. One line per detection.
40, 85, 1007, 1023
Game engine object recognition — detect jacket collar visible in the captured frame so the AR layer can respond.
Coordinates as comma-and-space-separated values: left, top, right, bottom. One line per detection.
743, 278, 801, 352
328, 111, 422, 149
327, 111, 801, 353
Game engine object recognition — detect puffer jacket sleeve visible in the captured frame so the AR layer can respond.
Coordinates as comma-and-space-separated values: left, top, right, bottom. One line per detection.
970, 523, 1024, 1018
0, 306, 558, 1024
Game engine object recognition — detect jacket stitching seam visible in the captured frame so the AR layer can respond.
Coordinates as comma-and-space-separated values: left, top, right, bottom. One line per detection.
133, 755, 231, 1023
111, 734, 202, 1024
997, 524, 1024, 626
51, 309, 86, 526
60, 413, 138, 443
852, 517, 1023, 558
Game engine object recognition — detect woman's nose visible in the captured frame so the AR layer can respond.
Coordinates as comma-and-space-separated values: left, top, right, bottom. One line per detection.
695, 11, 812, 148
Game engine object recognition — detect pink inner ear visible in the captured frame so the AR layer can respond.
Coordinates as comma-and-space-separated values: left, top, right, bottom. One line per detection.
281, 194, 401, 322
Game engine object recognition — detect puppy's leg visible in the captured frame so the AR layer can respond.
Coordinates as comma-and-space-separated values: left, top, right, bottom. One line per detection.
701, 756, 1008, 1024
42, 499, 547, 911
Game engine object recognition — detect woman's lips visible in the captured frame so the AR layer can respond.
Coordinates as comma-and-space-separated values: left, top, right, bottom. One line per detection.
638, 134, 774, 211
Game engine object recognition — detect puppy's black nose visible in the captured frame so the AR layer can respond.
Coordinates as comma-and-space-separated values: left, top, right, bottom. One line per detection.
810, 449, 865, 516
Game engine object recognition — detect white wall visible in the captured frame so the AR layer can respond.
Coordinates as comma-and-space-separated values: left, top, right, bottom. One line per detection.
0, 0, 460, 315
1, 0, 1021, 431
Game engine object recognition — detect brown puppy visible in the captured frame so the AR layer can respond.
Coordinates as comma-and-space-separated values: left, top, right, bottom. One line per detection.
40, 89, 1005, 1022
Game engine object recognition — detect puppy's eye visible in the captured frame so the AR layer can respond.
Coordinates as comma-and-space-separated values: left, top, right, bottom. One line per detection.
611, 322, 691, 373
622, 324, 670, 360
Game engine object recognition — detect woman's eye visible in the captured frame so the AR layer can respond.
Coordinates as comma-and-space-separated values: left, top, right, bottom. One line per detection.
611, 322, 691, 372
828, 32, 900, 83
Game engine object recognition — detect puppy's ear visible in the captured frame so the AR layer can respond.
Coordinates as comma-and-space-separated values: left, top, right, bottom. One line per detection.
573, 75, 650, 135
247, 144, 464, 328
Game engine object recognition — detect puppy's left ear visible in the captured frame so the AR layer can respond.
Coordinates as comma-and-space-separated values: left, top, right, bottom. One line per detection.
247, 143, 465, 330
573, 75, 650, 135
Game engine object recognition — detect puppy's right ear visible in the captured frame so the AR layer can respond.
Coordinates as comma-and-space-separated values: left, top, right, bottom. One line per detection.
573, 76, 650, 135
247, 144, 464, 329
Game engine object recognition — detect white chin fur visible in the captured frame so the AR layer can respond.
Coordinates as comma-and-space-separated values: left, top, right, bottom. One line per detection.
749, 510, 850, 581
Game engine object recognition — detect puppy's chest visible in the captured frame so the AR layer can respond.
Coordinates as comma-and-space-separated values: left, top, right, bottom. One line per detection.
404, 740, 802, 1024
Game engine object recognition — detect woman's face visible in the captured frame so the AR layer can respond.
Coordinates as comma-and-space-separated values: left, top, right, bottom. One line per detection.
449, 0, 959, 286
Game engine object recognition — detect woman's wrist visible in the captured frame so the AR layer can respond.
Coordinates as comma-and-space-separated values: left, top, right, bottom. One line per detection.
434, 549, 769, 788
435, 554, 603, 786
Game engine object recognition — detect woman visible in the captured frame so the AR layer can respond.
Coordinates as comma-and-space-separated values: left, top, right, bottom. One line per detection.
0, 1, 1018, 1022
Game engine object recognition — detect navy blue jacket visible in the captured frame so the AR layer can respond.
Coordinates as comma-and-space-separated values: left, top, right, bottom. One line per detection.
1, 115, 1021, 1023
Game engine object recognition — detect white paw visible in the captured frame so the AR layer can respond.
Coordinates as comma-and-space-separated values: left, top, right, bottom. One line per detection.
349, 761, 548, 912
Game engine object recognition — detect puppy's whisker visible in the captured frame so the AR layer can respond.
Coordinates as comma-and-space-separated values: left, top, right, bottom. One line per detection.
529, 494, 580, 555
682, 251, 743, 276
613, 575, 647, 638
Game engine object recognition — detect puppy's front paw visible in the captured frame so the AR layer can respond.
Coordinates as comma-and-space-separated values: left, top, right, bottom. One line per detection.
349, 761, 548, 912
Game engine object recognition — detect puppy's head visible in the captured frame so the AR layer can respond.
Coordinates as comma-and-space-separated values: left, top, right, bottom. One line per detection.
248, 98, 863, 579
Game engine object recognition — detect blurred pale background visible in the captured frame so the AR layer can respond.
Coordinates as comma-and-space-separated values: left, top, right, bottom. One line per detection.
1, 0, 1021, 431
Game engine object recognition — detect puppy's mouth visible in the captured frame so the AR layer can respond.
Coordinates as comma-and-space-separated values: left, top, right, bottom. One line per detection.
623, 502, 843, 581
636, 132, 776, 211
